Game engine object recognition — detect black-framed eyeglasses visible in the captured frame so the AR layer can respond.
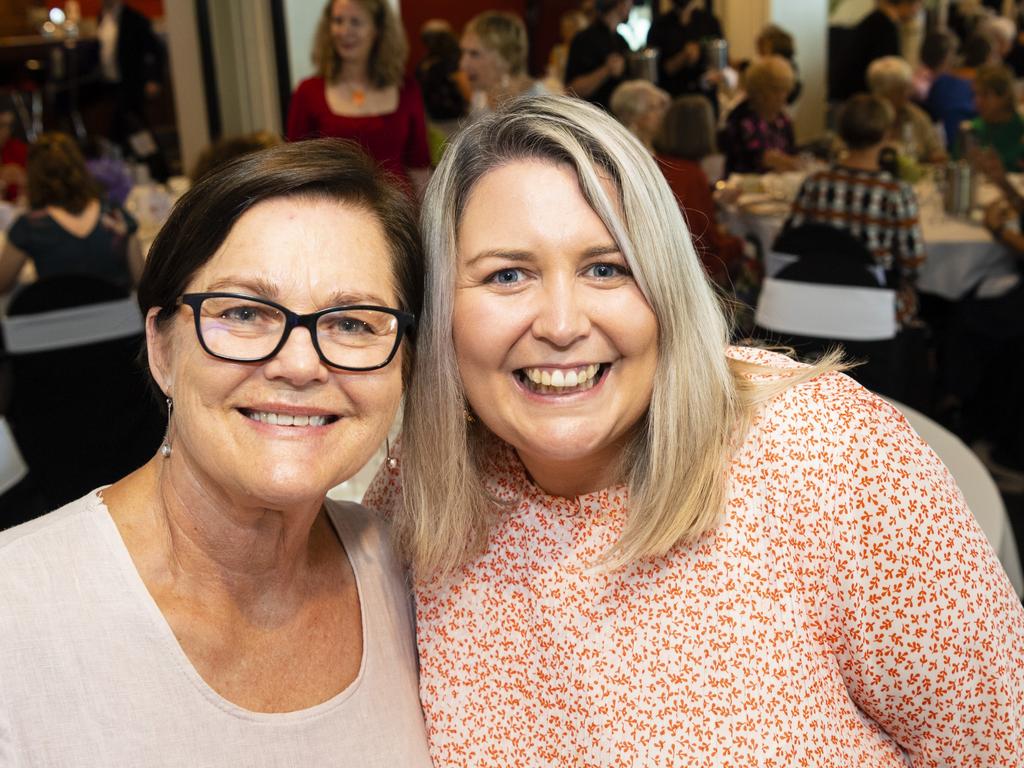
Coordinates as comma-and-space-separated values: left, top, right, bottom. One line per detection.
178, 292, 415, 372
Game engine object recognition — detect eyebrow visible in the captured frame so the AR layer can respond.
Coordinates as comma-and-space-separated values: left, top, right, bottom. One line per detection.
201, 277, 392, 308
463, 244, 621, 269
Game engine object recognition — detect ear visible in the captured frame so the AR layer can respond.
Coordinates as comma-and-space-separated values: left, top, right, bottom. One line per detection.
146, 307, 174, 397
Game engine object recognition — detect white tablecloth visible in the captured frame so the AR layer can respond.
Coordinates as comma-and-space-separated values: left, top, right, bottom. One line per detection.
719, 175, 1019, 301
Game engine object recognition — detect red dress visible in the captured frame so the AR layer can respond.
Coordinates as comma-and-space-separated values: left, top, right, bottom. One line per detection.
656, 153, 743, 284
1, 136, 28, 202
286, 75, 430, 186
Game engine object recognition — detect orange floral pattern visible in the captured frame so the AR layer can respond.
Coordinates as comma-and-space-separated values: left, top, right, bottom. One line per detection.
366, 348, 1024, 767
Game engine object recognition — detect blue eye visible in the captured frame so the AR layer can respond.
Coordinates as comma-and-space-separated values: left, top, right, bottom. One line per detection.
587, 263, 628, 279
489, 268, 523, 285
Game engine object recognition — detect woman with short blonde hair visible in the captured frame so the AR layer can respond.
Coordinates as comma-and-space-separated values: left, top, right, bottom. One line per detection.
867, 55, 946, 163
460, 10, 548, 114
366, 93, 1024, 766
721, 55, 799, 173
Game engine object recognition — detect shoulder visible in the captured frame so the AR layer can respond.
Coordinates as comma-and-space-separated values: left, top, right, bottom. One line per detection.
0, 493, 107, 610
293, 76, 325, 98
325, 499, 392, 558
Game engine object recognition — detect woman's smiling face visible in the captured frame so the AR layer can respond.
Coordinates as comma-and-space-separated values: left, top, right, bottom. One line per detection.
452, 160, 659, 496
148, 196, 404, 509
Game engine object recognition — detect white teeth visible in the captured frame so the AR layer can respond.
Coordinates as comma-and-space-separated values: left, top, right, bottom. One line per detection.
246, 410, 329, 427
520, 364, 603, 392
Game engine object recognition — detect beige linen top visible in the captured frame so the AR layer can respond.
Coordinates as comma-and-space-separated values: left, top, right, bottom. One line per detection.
0, 492, 432, 767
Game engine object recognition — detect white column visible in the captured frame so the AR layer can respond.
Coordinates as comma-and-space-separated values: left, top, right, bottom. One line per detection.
163, 2, 209, 175
770, 0, 828, 143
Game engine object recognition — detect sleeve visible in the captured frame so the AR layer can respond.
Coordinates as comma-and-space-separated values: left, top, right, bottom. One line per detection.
826, 393, 1024, 766
401, 80, 431, 171
721, 105, 763, 174
286, 80, 317, 142
5, 215, 30, 253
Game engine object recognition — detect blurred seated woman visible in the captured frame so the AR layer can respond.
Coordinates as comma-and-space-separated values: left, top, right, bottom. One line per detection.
0, 132, 143, 293
368, 94, 1024, 766
609, 79, 670, 153
967, 64, 1024, 171
786, 94, 925, 327
0, 140, 432, 765
867, 56, 947, 164
720, 55, 799, 175
460, 11, 548, 116
287, 0, 430, 196
653, 94, 744, 285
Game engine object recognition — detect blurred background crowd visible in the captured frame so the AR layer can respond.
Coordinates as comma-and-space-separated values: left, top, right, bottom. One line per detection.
1, 0, 1024, 562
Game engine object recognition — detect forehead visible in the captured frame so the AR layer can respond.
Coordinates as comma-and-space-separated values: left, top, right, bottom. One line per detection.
458, 160, 620, 253
189, 196, 397, 306
331, 0, 371, 20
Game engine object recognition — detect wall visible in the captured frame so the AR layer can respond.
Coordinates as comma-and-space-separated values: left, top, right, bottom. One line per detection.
282, 0, 322, 89
770, 0, 828, 143
163, 0, 207, 174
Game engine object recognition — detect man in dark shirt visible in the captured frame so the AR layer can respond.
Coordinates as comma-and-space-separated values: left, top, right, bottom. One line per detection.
645, 0, 723, 98
565, 0, 633, 110
834, 0, 922, 100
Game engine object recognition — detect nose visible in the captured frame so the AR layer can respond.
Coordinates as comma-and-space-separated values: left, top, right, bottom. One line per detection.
530, 275, 591, 348
264, 326, 329, 386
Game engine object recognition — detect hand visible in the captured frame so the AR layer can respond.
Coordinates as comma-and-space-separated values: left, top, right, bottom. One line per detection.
682, 41, 701, 66
0, 163, 25, 186
763, 149, 800, 172
144, 81, 161, 99
606, 52, 625, 78
984, 200, 1012, 234
968, 146, 1006, 184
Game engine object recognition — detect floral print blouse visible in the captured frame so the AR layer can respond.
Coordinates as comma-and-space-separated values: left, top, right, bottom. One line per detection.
365, 347, 1024, 767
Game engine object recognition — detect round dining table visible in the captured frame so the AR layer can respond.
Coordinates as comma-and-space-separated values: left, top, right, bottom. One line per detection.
719, 172, 1020, 300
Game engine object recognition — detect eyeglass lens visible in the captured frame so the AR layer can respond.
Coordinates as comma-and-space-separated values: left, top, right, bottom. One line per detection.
196, 295, 399, 369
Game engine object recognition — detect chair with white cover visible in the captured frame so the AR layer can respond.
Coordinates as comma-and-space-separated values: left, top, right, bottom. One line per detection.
2, 275, 163, 513
754, 223, 909, 400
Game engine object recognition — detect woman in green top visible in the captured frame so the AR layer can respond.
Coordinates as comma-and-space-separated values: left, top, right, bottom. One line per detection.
969, 64, 1024, 172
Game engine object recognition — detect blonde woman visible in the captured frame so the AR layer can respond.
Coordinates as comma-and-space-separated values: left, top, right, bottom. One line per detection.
287, 0, 430, 195
721, 55, 799, 174
366, 94, 1024, 766
609, 79, 669, 153
867, 55, 946, 163
460, 11, 547, 115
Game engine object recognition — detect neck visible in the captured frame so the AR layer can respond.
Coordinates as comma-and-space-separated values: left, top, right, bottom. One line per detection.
145, 456, 327, 604
751, 99, 777, 120
602, 11, 621, 30
841, 146, 882, 170
336, 61, 371, 87
517, 446, 623, 499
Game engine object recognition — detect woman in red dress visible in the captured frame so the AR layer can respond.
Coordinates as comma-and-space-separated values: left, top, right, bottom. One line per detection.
287, 0, 430, 196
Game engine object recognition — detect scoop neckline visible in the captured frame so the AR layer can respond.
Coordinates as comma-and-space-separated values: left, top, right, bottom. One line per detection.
89, 490, 370, 723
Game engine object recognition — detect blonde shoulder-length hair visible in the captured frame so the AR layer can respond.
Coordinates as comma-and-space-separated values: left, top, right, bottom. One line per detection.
313, 0, 408, 88
401, 94, 837, 575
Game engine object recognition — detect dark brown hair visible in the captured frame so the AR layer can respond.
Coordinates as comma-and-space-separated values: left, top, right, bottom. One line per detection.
27, 132, 101, 213
139, 139, 423, 383
837, 94, 893, 150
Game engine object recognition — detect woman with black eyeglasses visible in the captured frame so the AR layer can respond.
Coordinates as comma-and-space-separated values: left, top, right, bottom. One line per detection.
0, 140, 432, 766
